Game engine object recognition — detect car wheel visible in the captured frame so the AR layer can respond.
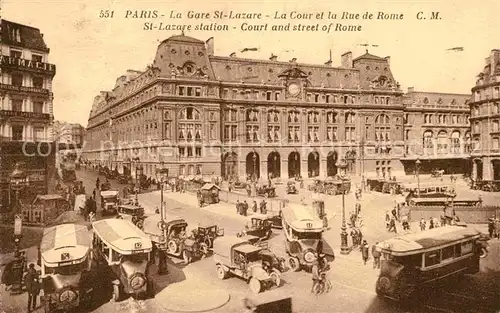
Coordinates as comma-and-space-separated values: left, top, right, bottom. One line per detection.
168, 240, 178, 254
182, 250, 192, 264
479, 247, 488, 259
204, 238, 213, 248
216, 265, 228, 280
265, 230, 272, 240
136, 220, 144, 230
200, 243, 209, 257
270, 270, 281, 287
249, 277, 262, 294
288, 257, 301, 272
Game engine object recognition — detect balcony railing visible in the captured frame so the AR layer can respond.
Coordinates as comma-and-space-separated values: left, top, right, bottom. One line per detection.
0, 110, 51, 120
0, 56, 56, 76
0, 83, 50, 95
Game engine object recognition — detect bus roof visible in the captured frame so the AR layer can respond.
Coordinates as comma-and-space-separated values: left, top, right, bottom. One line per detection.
92, 219, 152, 254
378, 226, 481, 255
281, 203, 323, 232
40, 223, 91, 266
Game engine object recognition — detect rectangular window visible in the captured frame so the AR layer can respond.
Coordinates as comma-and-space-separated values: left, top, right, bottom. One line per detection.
10, 50, 22, 58
314, 94, 319, 102
12, 125, 23, 140
326, 95, 330, 103
12, 99, 23, 111
224, 125, 230, 140
231, 125, 237, 140
195, 147, 202, 157
275, 92, 280, 101
441, 245, 455, 262
12, 73, 23, 86
34, 127, 44, 141
32, 76, 43, 88
424, 250, 441, 267
187, 87, 193, 96
266, 91, 272, 100
164, 123, 171, 139
461, 241, 473, 255
195, 88, 201, 97
493, 137, 499, 150
187, 147, 193, 157
494, 121, 499, 132
178, 86, 185, 96
495, 87, 500, 99
223, 89, 229, 98
33, 101, 44, 114
209, 124, 216, 140
32, 54, 43, 62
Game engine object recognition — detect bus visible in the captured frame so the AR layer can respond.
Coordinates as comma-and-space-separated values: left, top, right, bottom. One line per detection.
375, 225, 483, 301
39, 223, 94, 313
92, 218, 153, 301
281, 203, 325, 272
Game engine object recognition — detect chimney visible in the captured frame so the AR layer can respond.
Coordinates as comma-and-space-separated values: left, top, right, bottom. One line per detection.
269, 54, 277, 61
230, 52, 236, 58
290, 58, 297, 63
206, 37, 214, 56
341, 51, 352, 68
324, 60, 332, 66
407, 87, 414, 93
490, 49, 500, 75
384, 56, 391, 66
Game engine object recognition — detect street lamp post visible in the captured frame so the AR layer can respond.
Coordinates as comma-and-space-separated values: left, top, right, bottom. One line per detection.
9, 163, 27, 214
252, 152, 257, 183
338, 160, 350, 255
416, 158, 421, 197
155, 166, 169, 274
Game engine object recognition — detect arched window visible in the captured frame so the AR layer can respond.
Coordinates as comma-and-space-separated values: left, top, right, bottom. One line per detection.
437, 130, 448, 154
423, 130, 434, 155
179, 107, 201, 120
326, 111, 338, 142
374, 114, 391, 154
464, 131, 471, 153
307, 111, 320, 142
267, 109, 281, 143
451, 131, 461, 154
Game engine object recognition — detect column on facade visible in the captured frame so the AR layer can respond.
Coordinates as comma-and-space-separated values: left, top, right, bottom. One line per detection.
240, 107, 246, 144
472, 160, 478, 181
281, 157, 288, 179
282, 108, 288, 146
483, 157, 493, 181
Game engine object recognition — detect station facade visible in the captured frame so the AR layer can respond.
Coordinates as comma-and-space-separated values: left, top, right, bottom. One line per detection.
83, 35, 471, 181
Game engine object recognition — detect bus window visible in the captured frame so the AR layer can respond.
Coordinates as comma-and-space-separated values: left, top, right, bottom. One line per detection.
393, 254, 422, 268
461, 241, 473, 255
454, 243, 462, 257
424, 250, 441, 267
441, 245, 455, 262
103, 244, 110, 261
292, 229, 321, 240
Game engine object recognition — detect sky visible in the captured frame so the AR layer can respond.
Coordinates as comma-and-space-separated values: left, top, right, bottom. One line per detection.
3, 0, 500, 126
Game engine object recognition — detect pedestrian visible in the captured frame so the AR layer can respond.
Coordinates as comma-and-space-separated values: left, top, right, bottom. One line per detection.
25, 263, 40, 312
420, 217, 426, 231
361, 240, 369, 265
350, 228, 358, 247
242, 200, 248, 216
155, 206, 160, 214
372, 242, 381, 269
355, 202, 361, 215
391, 207, 398, 222
252, 201, 258, 213
236, 200, 240, 214
228, 182, 232, 193
402, 218, 410, 231
429, 217, 435, 229
385, 211, 391, 229
388, 218, 397, 233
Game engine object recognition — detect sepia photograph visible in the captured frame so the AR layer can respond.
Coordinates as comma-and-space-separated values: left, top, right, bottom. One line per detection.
0, 0, 499, 312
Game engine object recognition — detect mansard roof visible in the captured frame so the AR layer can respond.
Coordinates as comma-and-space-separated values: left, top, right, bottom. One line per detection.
1, 19, 49, 52
353, 51, 385, 62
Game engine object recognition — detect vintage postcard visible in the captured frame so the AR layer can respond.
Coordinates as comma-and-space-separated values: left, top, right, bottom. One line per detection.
0, 0, 499, 312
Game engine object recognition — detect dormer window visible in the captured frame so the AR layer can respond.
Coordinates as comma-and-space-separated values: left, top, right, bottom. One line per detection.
32, 54, 43, 62
10, 49, 22, 58
183, 62, 195, 74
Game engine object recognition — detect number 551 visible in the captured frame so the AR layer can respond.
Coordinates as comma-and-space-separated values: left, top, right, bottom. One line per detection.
99, 10, 114, 18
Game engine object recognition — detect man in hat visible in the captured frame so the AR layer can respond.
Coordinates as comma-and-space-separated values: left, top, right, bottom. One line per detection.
25, 263, 40, 312
372, 242, 381, 269
361, 240, 369, 265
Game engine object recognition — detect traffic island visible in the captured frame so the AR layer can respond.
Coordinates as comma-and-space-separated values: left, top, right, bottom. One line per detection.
154, 282, 230, 312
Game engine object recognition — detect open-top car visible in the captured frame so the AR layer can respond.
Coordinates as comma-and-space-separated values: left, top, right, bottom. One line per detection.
366, 178, 402, 194
256, 185, 276, 198
242, 214, 273, 240
213, 236, 281, 294
116, 204, 146, 229
117, 174, 131, 185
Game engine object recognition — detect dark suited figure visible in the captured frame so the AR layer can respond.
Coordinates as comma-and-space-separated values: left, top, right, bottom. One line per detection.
25, 263, 40, 312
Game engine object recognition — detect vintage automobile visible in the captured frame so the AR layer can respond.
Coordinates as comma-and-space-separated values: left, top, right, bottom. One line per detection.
117, 174, 132, 185
142, 215, 202, 263
197, 183, 220, 206
40, 223, 94, 313
406, 196, 482, 207
367, 178, 402, 195
431, 169, 445, 177
72, 181, 86, 195
240, 214, 273, 240
375, 226, 483, 301
308, 177, 351, 195
92, 219, 153, 301
281, 203, 327, 271
74, 194, 87, 214
100, 190, 120, 215
25, 195, 71, 225
286, 181, 298, 194
260, 248, 287, 274
256, 185, 276, 198
193, 223, 225, 249
116, 204, 146, 229
213, 236, 281, 294
101, 181, 111, 191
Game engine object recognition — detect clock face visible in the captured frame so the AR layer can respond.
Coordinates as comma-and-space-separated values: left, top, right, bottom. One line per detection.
288, 83, 300, 96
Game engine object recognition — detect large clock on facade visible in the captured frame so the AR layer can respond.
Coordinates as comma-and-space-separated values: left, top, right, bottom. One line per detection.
288, 83, 300, 96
